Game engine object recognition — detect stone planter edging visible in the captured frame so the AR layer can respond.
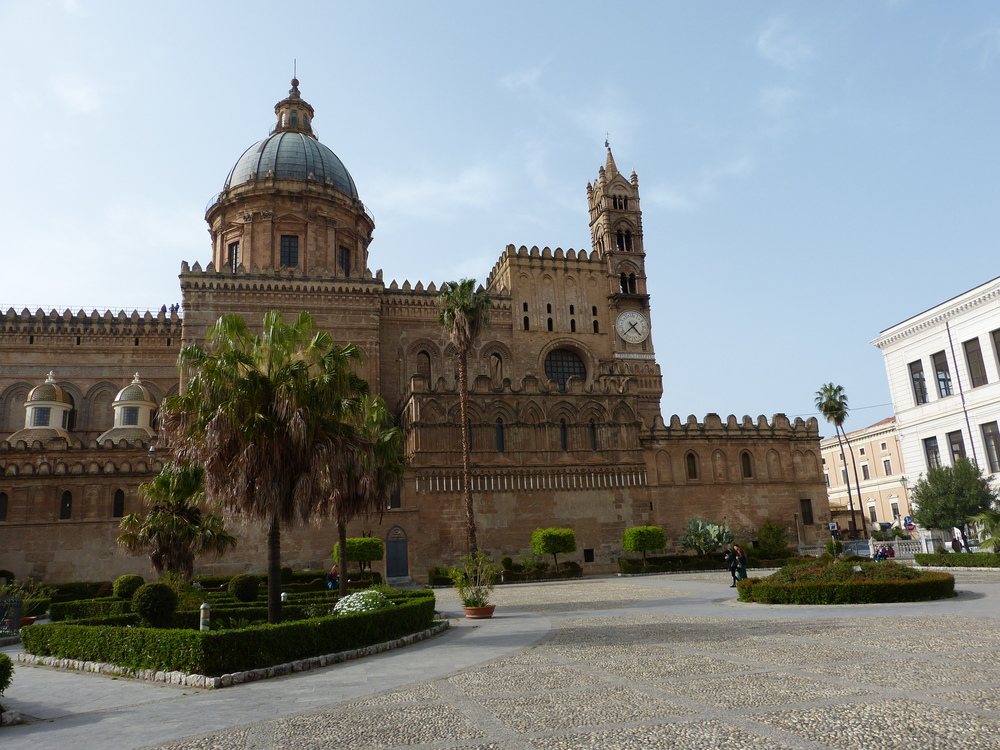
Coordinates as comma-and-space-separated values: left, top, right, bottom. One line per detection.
15, 620, 450, 690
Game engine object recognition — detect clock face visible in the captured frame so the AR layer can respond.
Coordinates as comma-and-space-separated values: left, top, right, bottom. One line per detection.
616, 310, 649, 344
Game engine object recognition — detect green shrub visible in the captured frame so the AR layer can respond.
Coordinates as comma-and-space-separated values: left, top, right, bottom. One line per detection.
755, 518, 791, 558
132, 582, 179, 628
500, 556, 514, 571
21, 594, 436, 676
333, 589, 394, 614
113, 575, 145, 600
22, 597, 52, 617
49, 581, 113, 602
531, 527, 576, 568
738, 561, 955, 604
427, 567, 452, 585
50, 597, 132, 622
825, 540, 844, 556
914, 552, 1000, 567
623, 526, 667, 566
228, 574, 260, 603
0, 653, 12, 695
280, 566, 294, 584
333, 538, 385, 574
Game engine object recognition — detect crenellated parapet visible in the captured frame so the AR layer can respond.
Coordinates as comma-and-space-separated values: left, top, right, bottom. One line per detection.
486, 244, 602, 292
648, 412, 820, 440
0, 436, 163, 477
179, 260, 384, 294
0, 307, 182, 337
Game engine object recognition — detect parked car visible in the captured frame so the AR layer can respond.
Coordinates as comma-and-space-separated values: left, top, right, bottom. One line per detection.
841, 539, 871, 557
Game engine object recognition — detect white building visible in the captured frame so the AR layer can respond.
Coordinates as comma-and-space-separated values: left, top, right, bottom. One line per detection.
872, 276, 1000, 503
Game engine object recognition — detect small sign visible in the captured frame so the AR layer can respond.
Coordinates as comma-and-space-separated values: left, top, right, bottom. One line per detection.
904, 516, 912, 525
905, 523, 916, 531
828, 522, 839, 531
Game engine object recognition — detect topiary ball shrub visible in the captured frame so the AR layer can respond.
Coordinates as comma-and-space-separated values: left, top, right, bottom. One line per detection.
113, 574, 145, 600
132, 582, 179, 627
280, 565, 294, 584
0, 653, 13, 696
228, 574, 259, 602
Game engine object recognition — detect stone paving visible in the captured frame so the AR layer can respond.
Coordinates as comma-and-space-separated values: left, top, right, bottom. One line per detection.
4, 570, 1000, 749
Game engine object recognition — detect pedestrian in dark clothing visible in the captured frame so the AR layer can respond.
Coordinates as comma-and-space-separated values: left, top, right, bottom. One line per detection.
724, 549, 739, 587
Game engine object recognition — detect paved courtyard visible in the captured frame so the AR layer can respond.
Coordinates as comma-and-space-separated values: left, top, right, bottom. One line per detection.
4, 570, 1000, 749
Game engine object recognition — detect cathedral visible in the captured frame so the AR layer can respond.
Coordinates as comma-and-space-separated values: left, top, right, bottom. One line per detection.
0, 81, 829, 582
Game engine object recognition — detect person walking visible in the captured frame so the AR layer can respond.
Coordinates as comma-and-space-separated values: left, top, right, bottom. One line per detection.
733, 545, 748, 581
724, 549, 739, 587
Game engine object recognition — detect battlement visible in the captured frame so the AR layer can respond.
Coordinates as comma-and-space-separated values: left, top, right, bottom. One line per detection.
180, 259, 383, 282
0, 307, 182, 335
486, 245, 601, 290
649, 412, 820, 439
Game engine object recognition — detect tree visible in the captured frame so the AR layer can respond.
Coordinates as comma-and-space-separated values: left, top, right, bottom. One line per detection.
622, 526, 666, 568
334, 395, 405, 596
815, 383, 865, 539
911, 458, 998, 550
531, 527, 576, 569
755, 518, 791, 558
161, 310, 371, 623
970, 508, 1000, 552
678, 518, 734, 556
333, 537, 385, 579
438, 279, 492, 552
118, 461, 236, 580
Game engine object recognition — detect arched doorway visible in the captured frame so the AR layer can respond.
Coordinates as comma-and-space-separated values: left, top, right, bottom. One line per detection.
385, 525, 409, 578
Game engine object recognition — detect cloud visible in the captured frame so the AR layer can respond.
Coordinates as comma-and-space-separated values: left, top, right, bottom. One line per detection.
971, 25, 1000, 70
369, 165, 502, 221
499, 64, 544, 92
646, 154, 755, 212
51, 73, 103, 113
757, 18, 813, 71
757, 86, 801, 118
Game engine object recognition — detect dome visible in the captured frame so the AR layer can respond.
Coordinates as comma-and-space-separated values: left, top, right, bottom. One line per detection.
115, 373, 154, 404
27, 373, 71, 404
222, 79, 358, 198
224, 132, 358, 197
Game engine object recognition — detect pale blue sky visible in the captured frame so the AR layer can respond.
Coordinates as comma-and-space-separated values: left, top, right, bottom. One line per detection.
1, 1, 998, 432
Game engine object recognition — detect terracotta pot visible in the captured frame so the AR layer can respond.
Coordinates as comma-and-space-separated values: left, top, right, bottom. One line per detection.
462, 604, 496, 619
19, 616, 37, 627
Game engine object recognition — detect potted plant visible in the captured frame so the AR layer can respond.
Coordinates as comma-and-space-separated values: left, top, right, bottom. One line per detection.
451, 551, 498, 619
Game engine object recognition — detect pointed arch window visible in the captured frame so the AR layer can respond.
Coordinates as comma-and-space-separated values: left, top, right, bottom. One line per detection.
628, 273, 637, 294
547, 318, 553, 332
589, 419, 598, 451
495, 418, 505, 452
489, 353, 503, 383
544, 349, 586, 392
620, 272, 628, 293
416, 350, 431, 383
686, 452, 699, 480
59, 491, 72, 520
523, 317, 530, 331
616, 230, 625, 252
559, 419, 568, 451
113, 489, 125, 518
740, 451, 753, 479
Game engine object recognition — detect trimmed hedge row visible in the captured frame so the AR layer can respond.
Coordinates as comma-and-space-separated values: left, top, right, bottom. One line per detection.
500, 564, 583, 583
21, 594, 437, 676
737, 573, 955, 604
50, 597, 132, 622
914, 552, 1000, 568
618, 554, 807, 574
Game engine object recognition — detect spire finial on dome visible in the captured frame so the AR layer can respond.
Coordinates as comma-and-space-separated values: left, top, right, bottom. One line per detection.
272, 73, 315, 138
133, 373, 141, 383
46, 371, 56, 382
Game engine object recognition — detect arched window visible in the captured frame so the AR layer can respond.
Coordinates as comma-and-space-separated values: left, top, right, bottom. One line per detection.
495, 418, 505, 452
559, 419, 568, 451
589, 419, 598, 451
616, 230, 625, 251
523, 317, 530, 331
686, 452, 699, 480
628, 273, 637, 294
547, 318, 553, 332
416, 350, 431, 383
113, 489, 125, 518
741, 451, 754, 479
489, 353, 503, 382
59, 490, 72, 520
624, 231, 633, 252
620, 273, 628, 293
570, 319, 576, 333
593, 320, 599, 333
0, 492, 7, 522
544, 349, 586, 392
290, 111, 298, 127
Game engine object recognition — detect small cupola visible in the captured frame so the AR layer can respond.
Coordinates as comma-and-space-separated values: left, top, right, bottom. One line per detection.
8, 372, 73, 443
97, 373, 158, 444
270, 78, 316, 138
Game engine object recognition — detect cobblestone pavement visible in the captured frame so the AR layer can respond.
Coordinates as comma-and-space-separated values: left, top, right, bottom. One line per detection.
5, 571, 1000, 749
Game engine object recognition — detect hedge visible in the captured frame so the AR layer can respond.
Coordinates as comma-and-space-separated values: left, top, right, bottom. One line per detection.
50, 581, 113, 602
50, 597, 132, 622
0, 652, 12, 695
21, 594, 437, 676
914, 552, 1000, 568
737, 573, 955, 604
618, 554, 805, 574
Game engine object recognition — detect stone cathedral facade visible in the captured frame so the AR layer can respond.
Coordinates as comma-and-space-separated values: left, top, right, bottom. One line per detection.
0, 82, 829, 582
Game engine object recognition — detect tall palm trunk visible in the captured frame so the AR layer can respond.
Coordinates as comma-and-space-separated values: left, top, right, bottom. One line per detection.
267, 515, 282, 624
458, 351, 477, 552
337, 518, 349, 597
834, 431, 860, 539
839, 425, 867, 539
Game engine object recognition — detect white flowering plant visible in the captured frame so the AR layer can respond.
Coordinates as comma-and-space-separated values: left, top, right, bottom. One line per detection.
332, 589, 394, 615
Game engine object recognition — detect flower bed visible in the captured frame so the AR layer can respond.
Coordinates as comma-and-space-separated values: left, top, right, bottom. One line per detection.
21, 593, 436, 676
737, 561, 955, 604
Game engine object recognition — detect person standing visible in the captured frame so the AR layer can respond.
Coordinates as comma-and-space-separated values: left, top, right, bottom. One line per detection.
733, 545, 748, 581
724, 549, 739, 587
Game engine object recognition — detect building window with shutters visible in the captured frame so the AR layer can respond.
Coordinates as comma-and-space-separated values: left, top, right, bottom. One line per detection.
964, 337, 989, 388
909, 360, 928, 405
932, 351, 952, 397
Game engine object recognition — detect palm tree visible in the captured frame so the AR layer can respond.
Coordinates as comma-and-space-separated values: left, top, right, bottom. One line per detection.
970, 508, 1000, 552
335, 394, 406, 596
438, 279, 492, 552
161, 310, 371, 623
118, 461, 236, 580
815, 383, 866, 540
